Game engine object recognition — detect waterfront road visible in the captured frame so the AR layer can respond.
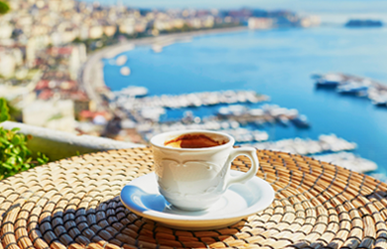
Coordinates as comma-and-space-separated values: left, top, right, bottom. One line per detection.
79, 26, 248, 112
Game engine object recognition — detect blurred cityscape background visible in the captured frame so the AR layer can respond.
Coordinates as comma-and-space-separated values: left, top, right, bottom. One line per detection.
1, 0, 387, 179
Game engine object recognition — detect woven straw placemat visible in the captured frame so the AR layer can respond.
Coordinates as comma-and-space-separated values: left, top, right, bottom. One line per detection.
0, 147, 386, 249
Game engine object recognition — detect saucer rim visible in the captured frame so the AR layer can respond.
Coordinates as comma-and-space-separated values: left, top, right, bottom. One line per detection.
120, 170, 275, 224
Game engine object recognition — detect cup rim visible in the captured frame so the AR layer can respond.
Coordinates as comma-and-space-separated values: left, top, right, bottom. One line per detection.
150, 130, 235, 151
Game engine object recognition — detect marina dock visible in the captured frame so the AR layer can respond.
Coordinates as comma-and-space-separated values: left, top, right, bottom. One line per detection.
111, 90, 311, 145
217, 104, 310, 128
108, 86, 376, 174
246, 134, 357, 155
314, 73, 387, 107
243, 134, 375, 173
312, 152, 377, 173
112, 90, 269, 111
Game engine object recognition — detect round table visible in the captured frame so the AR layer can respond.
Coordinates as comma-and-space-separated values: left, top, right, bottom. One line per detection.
0, 147, 386, 249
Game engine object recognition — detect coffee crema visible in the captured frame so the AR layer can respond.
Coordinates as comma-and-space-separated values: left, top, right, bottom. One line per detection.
164, 134, 226, 149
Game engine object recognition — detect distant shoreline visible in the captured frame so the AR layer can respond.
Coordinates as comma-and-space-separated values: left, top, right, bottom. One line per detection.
80, 26, 249, 112
109, 25, 248, 53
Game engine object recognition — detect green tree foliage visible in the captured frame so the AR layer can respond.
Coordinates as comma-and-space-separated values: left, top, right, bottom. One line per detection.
0, 98, 10, 122
0, 1, 10, 14
0, 98, 21, 122
0, 98, 49, 179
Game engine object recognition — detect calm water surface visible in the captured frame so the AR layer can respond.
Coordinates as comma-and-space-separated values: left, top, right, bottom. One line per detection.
103, 26, 387, 176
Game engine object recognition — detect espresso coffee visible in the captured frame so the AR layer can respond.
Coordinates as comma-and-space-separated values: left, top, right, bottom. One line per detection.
151, 130, 260, 211
164, 134, 226, 149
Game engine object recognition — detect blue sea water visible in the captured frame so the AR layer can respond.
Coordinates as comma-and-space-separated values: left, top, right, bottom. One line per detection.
103, 25, 387, 177
85, 0, 387, 14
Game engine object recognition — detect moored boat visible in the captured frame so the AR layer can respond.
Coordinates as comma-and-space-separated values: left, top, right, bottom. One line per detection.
337, 80, 370, 95
291, 114, 310, 128
315, 73, 345, 87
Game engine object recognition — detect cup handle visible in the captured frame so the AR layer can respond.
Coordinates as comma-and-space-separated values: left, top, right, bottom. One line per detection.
224, 147, 259, 189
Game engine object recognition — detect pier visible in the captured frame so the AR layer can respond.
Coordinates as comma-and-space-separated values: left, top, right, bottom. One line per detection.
245, 134, 357, 155
112, 90, 269, 111
312, 152, 377, 173
110, 89, 313, 148
314, 73, 387, 107
217, 104, 310, 128
242, 134, 376, 173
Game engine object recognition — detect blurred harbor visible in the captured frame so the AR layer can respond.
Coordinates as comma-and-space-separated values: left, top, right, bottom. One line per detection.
102, 86, 378, 174
106, 88, 311, 138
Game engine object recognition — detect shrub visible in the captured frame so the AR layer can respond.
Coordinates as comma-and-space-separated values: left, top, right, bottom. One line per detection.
0, 98, 49, 179
0, 1, 9, 14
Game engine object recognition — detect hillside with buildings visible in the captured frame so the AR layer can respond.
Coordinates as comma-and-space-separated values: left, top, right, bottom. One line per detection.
0, 0, 318, 140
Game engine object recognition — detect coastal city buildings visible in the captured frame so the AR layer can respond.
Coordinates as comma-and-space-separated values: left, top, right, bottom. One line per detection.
0, 0, 381, 175
0, 0, 317, 136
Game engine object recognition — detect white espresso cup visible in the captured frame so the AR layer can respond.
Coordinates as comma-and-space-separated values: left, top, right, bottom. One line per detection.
150, 130, 259, 211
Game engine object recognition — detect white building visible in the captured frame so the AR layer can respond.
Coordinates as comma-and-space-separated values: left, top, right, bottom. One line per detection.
300, 15, 321, 28
0, 84, 29, 101
0, 51, 16, 78
0, 23, 13, 39
89, 26, 104, 39
34, 34, 51, 49
119, 18, 136, 34
69, 45, 86, 80
76, 43, 87, 63
23, 99, 75, 133
0, 82, 37, 109
248, 17, 275, 30
26, 38, 36, 67
11, 48, 23, 66
104, 25, 117, 37
80, 25, 90, 40
50, 32, 62, 46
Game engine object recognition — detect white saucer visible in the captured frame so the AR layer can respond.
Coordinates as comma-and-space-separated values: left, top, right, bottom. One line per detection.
120, 170, 275, 230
